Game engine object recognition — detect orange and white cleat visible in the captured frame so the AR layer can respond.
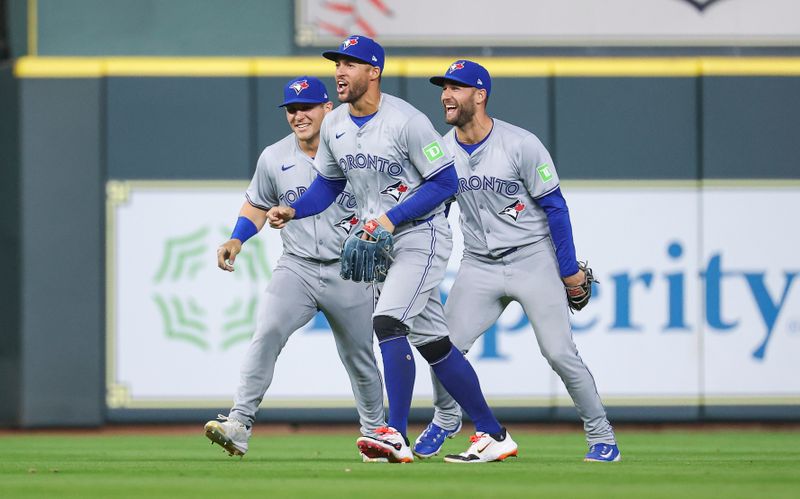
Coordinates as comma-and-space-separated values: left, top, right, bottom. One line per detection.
444, 427, 518, 463
356, 426, 414, 463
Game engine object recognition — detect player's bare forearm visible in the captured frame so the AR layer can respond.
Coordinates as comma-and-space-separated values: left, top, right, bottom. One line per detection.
266, 205, 296, 229
217, 203, 267, 272
562, 269, 585, 286
376, 214, 395, 233
239, 201, 268, 231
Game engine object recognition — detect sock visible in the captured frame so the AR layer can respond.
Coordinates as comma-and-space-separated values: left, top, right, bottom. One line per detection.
430, 346, 502, 435
378, 336, 415, 437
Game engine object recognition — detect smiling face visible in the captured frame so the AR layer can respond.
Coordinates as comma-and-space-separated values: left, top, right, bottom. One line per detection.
284, 102, 331, 141
441, 81, 485, 128
334, 56, 378, 103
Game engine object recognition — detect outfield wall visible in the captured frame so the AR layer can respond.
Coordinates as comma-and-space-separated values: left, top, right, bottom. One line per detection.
104, 183, 800, 414
4, 57, 800, 426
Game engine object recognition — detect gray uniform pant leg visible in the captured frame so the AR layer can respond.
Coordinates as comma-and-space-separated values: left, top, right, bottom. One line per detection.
373, 217, 453, 345
508, 240, 615, 446
430, 254, 507, 430
318, 264, 386, 436
229, 261, 318, 426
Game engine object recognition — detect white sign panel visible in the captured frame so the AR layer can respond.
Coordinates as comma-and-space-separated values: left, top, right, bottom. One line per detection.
296, 0, 800, 46
107, 182, 800, 409
702, 189, 800, 397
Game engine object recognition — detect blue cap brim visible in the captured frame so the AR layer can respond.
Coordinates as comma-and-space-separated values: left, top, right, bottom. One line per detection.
430, 75, 471, 88
278, 98, 328, 108
322, 50, 375, 67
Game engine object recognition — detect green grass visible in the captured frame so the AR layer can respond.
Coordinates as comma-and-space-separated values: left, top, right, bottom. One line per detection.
2, 429, 799, 498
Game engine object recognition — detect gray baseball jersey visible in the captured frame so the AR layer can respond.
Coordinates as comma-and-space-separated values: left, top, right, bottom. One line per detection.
229, 135, 385, 436
314, 93, 454, 231
246, 133, 360, 261
313, 93, 454, 342
443, 119, 560, 257
430, 119, 616, 446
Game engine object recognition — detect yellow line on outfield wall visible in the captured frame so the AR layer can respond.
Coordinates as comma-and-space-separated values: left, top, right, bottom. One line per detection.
14, 56, 800, 78
554, 57, 700, 77
702, 57, 800, 76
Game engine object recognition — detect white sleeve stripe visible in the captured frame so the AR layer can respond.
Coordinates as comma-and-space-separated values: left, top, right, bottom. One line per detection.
423, 160, 455, 179
533, 183, 561, 200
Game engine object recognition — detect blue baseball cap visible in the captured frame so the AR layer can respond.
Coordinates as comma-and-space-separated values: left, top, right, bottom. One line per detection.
429, 60, 491, 96
279, 76, 330, 107
322, 35, 385, 73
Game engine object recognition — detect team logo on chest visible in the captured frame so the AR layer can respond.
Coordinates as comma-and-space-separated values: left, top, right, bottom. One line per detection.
289, 79, 309, 95
335, 213, 360, 234
381, 180, 409, 201
499, 200, 525, 221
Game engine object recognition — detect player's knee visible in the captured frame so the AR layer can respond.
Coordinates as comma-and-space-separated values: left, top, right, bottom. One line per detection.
373, 315, 409, 342
416, 336, 453, 364
542, 350, 578, 374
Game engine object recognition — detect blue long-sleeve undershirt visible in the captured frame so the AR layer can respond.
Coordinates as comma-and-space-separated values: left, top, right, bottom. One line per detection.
535, 187, 579, 278
290, 175, 346, 219
292, 165, 457, 227
386, 165, 457, 226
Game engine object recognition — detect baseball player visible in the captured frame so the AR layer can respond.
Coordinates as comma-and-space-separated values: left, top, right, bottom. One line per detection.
204, 76, 388, 462
267, 36, 517, 464
416, 60, 620, 462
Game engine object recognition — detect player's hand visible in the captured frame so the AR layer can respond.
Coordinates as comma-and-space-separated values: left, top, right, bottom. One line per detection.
217, 239, 243, 272
267, 206, 296, 229
360, 215, 395, 240
564, 262, 596, 312
562, 269, 585, 287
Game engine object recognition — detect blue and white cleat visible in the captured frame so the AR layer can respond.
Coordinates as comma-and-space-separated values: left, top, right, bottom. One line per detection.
413, 421, 462, 458
584, 443, 621, 462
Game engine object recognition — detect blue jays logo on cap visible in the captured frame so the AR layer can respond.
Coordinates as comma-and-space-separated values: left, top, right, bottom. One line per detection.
342, 37, 359, 50
322, 34, 385, 72
289, 79, 310, 95
449, 61, 465, 73
430, 59, 492, 96
279, 76, 329, 107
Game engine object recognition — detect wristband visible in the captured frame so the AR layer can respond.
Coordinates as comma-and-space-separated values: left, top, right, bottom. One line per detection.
231, 216, 258, 243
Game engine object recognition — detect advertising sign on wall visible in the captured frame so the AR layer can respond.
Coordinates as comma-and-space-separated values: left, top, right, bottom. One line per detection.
295, 0, 800, 47
106, 181, 800, 409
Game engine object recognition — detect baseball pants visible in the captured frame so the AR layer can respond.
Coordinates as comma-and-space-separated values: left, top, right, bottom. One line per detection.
431, 237, 616, 446
229, 253, 385, 437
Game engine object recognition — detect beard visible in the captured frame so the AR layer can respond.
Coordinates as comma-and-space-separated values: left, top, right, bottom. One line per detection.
340, 77, 369, 104
446, 102, 476, 128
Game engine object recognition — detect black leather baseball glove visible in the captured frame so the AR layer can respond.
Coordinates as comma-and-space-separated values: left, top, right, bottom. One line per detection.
565, 261, 596, 312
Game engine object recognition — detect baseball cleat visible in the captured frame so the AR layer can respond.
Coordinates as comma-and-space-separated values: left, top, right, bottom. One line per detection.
584, 443, 621, 462
413, 421, 462, 458
443, 427, 518, 463
204, 414, 252, 457
356, 426, 414, 463
360, 452, 389, 463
